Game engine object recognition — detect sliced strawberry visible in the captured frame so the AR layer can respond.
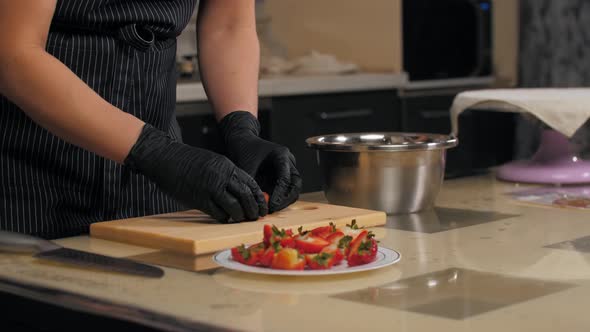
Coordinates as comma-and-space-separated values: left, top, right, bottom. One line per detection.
263, 224, 274, 246
294, 234, 330, 254
259, 245, 277, 267
248, 242, 265, 255
310, 222, 338, 239
263, 224, 295, 248
271, 248, 305, 270
326, 231, 345, 244
342, 219, 364, 237
320, 246, 345, 266
231, 244, 259, 266
347, 231, 378, 267
278, 236, 295, 248
349, 229, 368, 250
305, 252, 337, 270
310, 225, 331, 237
336, 234, 354, 256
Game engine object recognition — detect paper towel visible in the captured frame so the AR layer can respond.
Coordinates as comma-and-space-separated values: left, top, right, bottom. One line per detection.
450, 88, 590, 138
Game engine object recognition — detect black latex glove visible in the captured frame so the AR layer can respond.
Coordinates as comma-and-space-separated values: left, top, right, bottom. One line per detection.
218, 111, 302, 213
124, 124, 267, 223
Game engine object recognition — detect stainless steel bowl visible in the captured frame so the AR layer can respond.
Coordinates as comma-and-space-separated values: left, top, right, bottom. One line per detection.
306, 133, 458, 214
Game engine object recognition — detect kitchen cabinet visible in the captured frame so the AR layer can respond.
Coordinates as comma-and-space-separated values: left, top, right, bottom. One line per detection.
178, 91, 401, 194
401, 93, 516, 178
176, 102, 270, 154
176, 103, 223, 153
270, 91, 401, 192
176, 89, 515, 194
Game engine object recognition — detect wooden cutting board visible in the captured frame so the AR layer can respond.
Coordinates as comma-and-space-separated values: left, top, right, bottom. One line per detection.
90, 201, 386, 255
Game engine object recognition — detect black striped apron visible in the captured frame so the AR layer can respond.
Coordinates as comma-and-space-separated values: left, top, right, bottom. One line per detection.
0, 0, 198, 239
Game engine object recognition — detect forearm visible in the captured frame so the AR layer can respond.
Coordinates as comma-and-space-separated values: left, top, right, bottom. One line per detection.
0, 47, 144, 163
197, 1, 260, 121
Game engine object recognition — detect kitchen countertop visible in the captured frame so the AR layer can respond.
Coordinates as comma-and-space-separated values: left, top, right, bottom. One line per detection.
177, 73, 497, 103
177, 73, 414, 103
177, 73, 409, 103
2, 173, 590, 331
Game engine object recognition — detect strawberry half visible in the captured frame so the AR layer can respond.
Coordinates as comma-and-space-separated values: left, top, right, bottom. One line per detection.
231, 244, 260, 266
326, 231, 345, 244
310, 222, 338, 239
294, 234, 330, 254
305, 251, 338, 270
347, 231, 378, 266
259, 245, 278, 267
320, 246, 345, 266
263, 224, 295, 248
271, 248, 305, 270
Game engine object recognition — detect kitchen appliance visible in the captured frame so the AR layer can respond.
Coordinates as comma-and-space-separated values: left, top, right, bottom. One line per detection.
0, 231, 164, 278
90, 201, 386, 255
306, 133, 458, 214
451, 88, 590, 184
403, 0, 493, 81
497, 130, 590, 184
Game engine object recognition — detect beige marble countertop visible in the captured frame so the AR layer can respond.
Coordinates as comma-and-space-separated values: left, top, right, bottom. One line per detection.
2, 173, 590, 331
176, 73, 499, 103
176, 73, 409, 102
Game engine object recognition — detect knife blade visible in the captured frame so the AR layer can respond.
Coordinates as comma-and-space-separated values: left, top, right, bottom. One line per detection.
0, 230, 164, 278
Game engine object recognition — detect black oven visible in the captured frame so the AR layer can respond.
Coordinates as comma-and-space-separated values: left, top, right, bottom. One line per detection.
403, 0, 493, 81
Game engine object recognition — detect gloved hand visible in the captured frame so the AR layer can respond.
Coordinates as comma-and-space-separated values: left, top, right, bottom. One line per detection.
124, 124, 267, 223
218, 111, 302, 213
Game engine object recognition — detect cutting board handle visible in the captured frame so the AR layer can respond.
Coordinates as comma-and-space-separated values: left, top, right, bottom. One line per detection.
0, 231, 61, 254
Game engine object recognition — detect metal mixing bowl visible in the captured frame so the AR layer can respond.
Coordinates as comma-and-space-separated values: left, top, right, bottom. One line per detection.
306, 133, 458, 214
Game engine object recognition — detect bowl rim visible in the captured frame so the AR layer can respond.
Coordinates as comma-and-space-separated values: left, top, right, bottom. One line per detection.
306, 132, 458, 152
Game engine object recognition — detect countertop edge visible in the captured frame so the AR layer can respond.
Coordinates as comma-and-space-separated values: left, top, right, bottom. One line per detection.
177, 72, 409, 103
177, 73, 498, 103
0, 275, 234, 332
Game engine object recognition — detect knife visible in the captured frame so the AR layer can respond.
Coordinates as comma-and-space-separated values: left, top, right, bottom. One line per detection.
0, 230, 164, 278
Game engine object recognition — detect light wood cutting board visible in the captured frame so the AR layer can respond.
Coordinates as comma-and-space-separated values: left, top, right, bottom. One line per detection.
90, 201, 386, 255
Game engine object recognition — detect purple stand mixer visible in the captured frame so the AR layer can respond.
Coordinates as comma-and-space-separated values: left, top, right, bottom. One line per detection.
497, 129, 590, 184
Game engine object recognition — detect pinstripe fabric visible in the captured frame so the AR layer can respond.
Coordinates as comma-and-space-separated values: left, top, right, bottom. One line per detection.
0, 1, 198, 238
52, 0, 197, 38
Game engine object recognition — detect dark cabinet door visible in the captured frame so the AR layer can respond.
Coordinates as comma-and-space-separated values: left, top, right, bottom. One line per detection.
176, 103, 224, 153
271, 91, 401, 193
176, 102, 270, 154
401, 94, 515, 178
401, 94, 474, 177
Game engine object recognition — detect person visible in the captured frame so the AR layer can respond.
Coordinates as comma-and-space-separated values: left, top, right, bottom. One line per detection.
0, 0, 302, 239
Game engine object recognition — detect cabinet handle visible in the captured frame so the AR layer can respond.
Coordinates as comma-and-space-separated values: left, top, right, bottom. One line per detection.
420, 110, 449, 119
316, 108, 374, 120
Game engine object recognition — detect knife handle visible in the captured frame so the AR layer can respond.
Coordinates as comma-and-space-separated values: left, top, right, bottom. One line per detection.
0, 231, 61, 254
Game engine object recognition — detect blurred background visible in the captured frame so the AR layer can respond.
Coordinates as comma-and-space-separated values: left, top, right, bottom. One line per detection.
174, 0, 590, 193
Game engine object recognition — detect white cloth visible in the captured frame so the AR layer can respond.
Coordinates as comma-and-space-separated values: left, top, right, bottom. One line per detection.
260, 51, 359, 76
451, 88, 590, 138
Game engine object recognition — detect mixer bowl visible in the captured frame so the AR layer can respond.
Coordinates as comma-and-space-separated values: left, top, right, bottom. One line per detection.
306, 133, 458, 214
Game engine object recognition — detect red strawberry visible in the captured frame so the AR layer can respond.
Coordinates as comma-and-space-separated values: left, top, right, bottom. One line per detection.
347, 230, 378, 266
294, 234, 330, 254
271, 248, 305, 270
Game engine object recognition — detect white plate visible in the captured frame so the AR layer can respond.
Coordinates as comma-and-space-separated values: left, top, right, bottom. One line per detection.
212, 246, 401, 276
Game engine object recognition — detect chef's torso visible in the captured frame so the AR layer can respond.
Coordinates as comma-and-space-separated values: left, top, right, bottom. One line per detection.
0, 0, 198, 238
